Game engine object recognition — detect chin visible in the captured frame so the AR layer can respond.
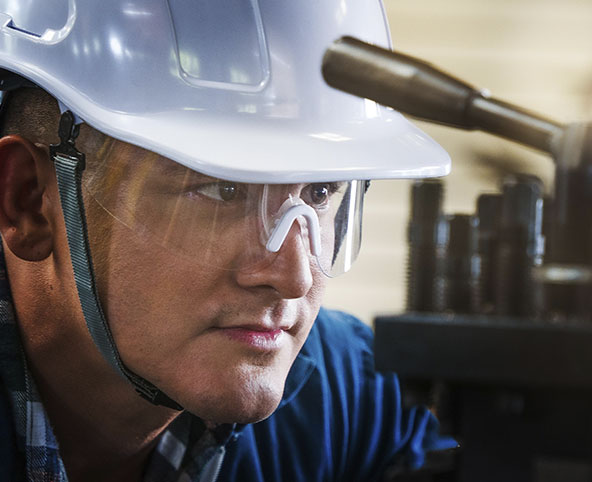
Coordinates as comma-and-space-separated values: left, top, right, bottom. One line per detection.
175, 382, 284, 425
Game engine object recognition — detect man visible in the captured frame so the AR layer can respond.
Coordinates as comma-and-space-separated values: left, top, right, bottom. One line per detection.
0, 1, 455, 481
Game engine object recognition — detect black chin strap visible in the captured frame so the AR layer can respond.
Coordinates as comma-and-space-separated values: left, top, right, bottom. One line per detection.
50, 111, 182, 410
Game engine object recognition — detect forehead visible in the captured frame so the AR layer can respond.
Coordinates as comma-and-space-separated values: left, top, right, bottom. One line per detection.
90, 138, 206, 185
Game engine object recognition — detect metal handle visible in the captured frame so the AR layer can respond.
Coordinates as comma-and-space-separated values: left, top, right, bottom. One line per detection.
322, 36, 565, 156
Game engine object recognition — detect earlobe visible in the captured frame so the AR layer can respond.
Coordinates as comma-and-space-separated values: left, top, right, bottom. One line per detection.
0, 135, 53, 261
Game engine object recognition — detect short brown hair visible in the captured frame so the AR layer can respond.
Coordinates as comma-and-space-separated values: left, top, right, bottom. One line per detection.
1, 87, 60, 145
1, 87, 109, 166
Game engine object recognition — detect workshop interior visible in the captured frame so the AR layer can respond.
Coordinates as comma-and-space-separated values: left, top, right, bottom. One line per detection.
322, 1, 592, 481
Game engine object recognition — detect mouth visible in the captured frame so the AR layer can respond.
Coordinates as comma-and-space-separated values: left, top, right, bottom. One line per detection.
217, 326, 288, 351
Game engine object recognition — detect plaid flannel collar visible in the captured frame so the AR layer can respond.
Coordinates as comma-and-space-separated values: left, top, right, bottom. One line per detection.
0, 241, 238, 482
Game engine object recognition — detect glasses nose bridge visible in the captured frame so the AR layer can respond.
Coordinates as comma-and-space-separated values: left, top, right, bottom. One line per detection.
265, 203, 322, 257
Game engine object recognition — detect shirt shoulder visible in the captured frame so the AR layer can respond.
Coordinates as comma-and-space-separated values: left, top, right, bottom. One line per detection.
304, 307, 374, 356
298, 307, 376, 384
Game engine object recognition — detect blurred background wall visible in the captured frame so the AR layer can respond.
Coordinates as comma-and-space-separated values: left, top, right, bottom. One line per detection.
323, 0, 592, 325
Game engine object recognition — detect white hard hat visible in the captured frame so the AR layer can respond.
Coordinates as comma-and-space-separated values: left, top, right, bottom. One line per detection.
0, 0, 450, 183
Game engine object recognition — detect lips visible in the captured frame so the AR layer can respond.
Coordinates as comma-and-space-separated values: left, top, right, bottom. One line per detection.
219, 326, 287, 350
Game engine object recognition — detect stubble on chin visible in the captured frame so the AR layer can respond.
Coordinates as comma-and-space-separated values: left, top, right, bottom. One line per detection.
182, 364, 287, 424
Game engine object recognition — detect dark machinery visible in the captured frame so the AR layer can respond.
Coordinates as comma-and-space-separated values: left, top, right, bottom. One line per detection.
323, 38, 592, 482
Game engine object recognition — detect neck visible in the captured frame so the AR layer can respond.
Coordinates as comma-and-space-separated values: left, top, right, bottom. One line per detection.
4, 248, 180, 482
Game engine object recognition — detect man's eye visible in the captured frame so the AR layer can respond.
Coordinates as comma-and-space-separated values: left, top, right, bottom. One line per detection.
191, 182, 240, 202
310, 184, 330, 205
303, 183, 343, 208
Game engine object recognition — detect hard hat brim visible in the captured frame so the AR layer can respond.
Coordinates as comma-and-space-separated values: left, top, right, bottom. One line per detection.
83, 104, 451, 184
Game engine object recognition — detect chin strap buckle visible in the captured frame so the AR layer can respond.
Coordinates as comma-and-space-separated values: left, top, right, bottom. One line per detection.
50, 110, 85, 169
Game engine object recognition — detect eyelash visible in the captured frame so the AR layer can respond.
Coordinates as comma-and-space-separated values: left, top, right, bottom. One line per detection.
185, 182, 246, 203
184, 182, 344, 206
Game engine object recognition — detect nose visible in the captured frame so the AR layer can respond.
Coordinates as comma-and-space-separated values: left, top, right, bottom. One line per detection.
235, 222, 314, 299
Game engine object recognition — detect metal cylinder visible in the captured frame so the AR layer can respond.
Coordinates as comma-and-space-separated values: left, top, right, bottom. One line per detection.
475, 194, 502, 314
535, 124, 592, 322
545, 124, 592, 261
406, 180, 443, 312
322, 36, 564, 154
494, 175, 544, 317
433, 214, 480, 313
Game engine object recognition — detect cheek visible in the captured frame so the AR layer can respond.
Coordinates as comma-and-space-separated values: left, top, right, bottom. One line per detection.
85, 201, 223, 359
100, 246, 221, 356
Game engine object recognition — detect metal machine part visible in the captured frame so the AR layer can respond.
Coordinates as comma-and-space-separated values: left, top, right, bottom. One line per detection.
324, 37, 592, 481
322, 36, 564, 155
433, 214, 480, 314
406, 180, 443, 312
495, 176, 544, 317
323, 35, 592, 322
475, 194, 502, 315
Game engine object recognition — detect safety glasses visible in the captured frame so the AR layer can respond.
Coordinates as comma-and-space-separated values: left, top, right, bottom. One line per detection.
82, 139, 365, 277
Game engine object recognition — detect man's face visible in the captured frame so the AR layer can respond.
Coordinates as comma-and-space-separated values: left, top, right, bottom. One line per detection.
84, 141, 329, 423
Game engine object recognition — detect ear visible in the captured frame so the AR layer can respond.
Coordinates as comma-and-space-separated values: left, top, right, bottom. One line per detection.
0, 135, 54, 261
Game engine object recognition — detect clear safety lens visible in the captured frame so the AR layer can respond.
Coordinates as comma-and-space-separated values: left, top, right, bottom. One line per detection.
82, 139, 364, 277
